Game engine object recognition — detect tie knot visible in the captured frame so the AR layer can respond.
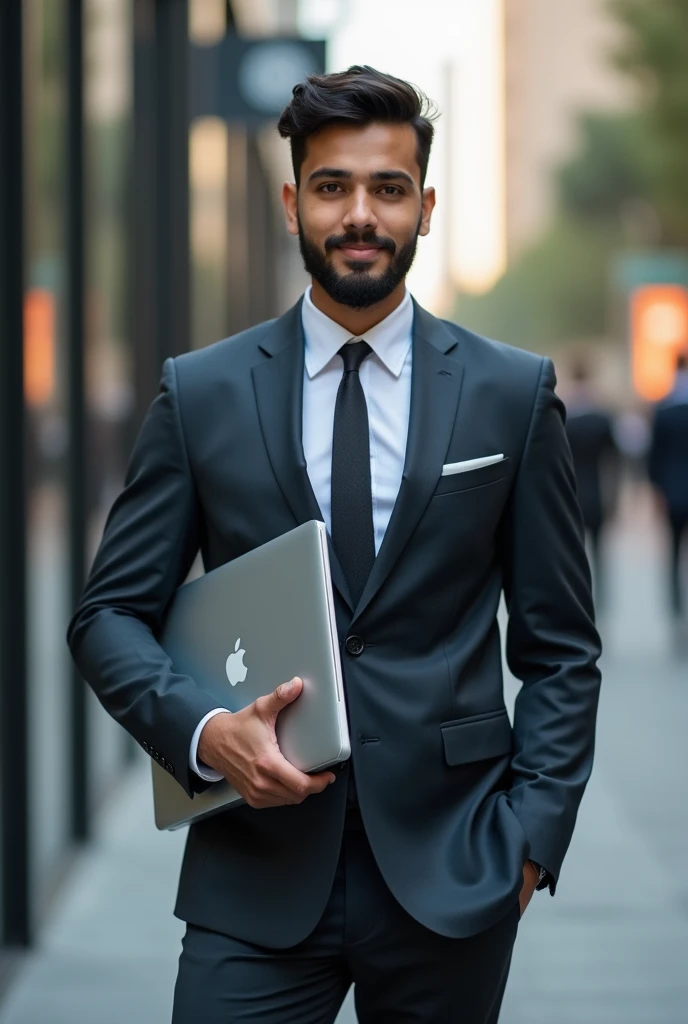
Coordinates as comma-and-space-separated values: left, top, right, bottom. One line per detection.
339, 340, 372, 374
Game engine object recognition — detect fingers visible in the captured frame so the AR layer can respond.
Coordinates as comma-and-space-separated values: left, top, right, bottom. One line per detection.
242, 678, 337, 809
259, 752, 336, 801
243, 777, 302, 809
244, 761, 335, 809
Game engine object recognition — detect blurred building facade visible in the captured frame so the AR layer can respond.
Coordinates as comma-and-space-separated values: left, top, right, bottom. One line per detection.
503, 0, 632, 261
0, 0, 307, 971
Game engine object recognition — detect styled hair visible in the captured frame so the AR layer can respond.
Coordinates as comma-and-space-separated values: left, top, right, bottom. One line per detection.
277, 65, 439, 187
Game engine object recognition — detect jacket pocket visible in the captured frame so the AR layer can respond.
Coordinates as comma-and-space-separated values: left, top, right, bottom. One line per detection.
432, 457, 510, 497
440, 708, 513, 766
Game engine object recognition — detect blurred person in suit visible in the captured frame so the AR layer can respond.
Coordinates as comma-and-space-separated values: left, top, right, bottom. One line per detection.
564, 356, 620, 610
613, 405, 650, 484
68, 67, 601, 1023
648, 351, 688, 625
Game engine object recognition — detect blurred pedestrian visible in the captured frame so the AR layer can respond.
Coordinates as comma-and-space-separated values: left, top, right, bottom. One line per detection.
68, 66, 601, 1024
564, 356, 620, 610
648, 352, 688, 623
613, 405, 650, 483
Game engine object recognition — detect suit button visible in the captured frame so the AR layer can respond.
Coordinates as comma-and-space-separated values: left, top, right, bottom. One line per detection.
345, 635, 364, 656
166, 764, 175, 775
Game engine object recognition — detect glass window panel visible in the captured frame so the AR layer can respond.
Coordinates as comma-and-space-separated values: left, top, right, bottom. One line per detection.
84, 0, 134, 804
191, 117, 229, 349
23, 0, 72, 914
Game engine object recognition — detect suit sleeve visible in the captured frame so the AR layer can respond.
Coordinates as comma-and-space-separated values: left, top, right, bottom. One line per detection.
501, 358, 602, 892
67, 358, 222, 797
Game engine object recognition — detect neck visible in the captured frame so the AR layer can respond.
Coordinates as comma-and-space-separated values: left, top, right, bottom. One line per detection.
309, 280, 406, 335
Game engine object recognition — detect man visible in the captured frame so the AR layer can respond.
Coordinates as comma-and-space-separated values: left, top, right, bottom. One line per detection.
648, 352, 688, 622
68, 66, 601, 1023
564, 355, 620, 609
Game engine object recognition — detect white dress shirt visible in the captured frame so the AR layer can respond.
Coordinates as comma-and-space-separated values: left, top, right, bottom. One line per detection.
189, 287, 414, 781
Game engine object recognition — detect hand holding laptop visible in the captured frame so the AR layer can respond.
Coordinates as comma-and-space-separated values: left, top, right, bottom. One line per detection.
151, 522, 349, 830
197, 676, 337, 809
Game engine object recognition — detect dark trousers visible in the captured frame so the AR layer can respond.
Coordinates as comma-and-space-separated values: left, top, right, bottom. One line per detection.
172, 810, 520, 1024
668, 514, 688, 617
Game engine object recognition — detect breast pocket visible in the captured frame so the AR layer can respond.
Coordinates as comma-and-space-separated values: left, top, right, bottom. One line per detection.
432, 457, 511, 498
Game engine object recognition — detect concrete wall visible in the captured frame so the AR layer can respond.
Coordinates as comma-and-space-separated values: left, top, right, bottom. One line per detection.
504, 0, 633, 260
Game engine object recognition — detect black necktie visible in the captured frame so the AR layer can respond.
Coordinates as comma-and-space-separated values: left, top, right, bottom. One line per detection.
331, 341, 375, 607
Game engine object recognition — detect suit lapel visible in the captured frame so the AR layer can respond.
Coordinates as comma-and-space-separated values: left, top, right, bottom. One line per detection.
251, 301, 353, 611
351, 302, 464, 623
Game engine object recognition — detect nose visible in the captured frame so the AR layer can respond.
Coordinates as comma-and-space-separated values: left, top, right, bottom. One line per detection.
342, 185, 377, 233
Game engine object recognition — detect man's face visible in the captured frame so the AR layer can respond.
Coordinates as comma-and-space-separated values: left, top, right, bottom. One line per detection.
282, 122, 435, 309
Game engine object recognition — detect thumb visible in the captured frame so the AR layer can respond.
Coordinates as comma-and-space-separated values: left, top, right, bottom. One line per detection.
270, 676, 303, 712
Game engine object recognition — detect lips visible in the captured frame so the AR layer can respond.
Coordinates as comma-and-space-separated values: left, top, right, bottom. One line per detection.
338, 245, 383, 260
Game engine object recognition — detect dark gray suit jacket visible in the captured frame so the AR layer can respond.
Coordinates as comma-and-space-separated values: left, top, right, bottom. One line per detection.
565, 408, 619, 530
648, 396, 688, 517
68, 299, 601, 946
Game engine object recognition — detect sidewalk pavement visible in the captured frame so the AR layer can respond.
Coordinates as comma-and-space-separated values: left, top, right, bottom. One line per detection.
0, 506, 686, 1023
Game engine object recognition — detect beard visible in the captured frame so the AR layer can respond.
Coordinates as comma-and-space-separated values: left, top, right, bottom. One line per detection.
297, 217, 421, 309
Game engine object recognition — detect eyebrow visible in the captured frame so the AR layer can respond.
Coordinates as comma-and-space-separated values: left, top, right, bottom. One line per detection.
369, 169, 416, 188
307, 167, 417, 188
307, 168, 352, 182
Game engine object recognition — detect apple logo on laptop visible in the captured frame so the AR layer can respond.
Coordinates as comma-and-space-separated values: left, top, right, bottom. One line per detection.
226, 638, 248, 687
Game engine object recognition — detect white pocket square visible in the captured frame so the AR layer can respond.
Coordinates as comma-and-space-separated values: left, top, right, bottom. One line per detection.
441, 454, 505, 477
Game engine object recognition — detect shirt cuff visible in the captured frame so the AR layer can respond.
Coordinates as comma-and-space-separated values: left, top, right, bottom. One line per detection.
189, 708, 231, 782
529, 860, 552, 891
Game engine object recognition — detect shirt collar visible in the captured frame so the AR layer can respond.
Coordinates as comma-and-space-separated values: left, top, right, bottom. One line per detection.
302, 286, 413, 380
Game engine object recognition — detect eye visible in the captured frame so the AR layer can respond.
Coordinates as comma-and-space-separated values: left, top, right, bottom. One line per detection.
318, 182, 344, 194
379, 185, 403, 196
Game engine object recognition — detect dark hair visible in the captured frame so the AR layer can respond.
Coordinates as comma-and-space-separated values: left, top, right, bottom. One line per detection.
570, 354, 592, 383
277, 65, 439, 187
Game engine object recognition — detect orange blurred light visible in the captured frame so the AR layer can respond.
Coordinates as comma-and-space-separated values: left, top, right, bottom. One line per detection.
24, 289, 55, 407
630, 285, 688, 401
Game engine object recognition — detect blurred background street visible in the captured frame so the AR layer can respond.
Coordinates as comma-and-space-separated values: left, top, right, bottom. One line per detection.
1, 0, 687, 1020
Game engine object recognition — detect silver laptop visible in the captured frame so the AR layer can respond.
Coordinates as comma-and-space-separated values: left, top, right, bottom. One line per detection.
152, 520, 350, 830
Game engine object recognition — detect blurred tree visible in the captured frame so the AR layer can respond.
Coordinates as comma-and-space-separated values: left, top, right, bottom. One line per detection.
455, 218, 618, 349
557, 113, 651, 224
608, 0, 688, 243
454, 0, 688, 349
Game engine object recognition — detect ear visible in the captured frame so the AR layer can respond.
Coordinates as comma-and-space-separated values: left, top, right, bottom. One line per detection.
418, 186, 436, 237
282, 182, 299, 237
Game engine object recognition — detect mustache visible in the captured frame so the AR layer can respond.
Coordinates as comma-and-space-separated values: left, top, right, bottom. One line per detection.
324, 232, 397, 256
